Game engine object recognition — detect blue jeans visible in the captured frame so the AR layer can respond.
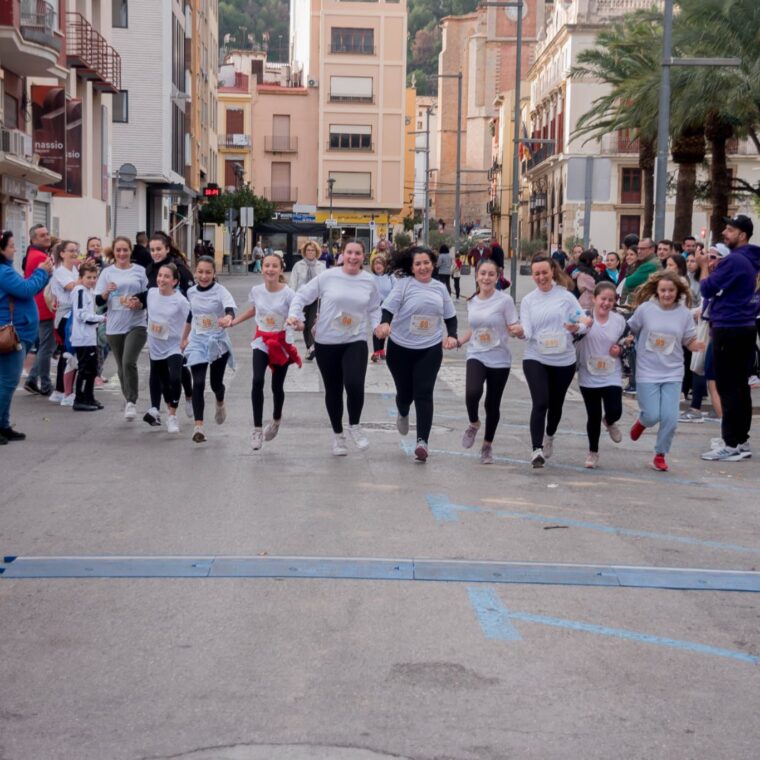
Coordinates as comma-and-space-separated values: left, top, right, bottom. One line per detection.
637, 381, 680, 454
0, 340, 31, 428
26, 318, 56, 392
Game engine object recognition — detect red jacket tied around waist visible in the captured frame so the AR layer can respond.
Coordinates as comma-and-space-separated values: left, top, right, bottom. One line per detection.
254, 328, 302, 369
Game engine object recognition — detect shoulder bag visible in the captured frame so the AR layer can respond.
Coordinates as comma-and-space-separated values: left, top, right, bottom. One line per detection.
0, 297, 22, 354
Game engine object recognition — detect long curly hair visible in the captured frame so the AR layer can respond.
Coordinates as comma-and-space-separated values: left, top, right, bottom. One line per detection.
391, 245, 438, 278
633, 269, 692, 308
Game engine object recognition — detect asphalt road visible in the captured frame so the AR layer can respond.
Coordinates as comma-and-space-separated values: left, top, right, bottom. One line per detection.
1, 271, 759, 760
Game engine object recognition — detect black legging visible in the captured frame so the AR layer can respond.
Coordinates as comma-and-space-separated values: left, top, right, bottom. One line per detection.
151, 354, 184, 409
303, 302, 318, 351
453, 275, 461, 299
372, 335, 386, 353
190, 353, 229, 422
74, 346, 98, 404
386, 340, 443, 443
150, 360, 192, 409
55, 317, 72, 393
465, 359, 510, 442
251, 348, 289, 427
579, 385, 623, 453
439, 274, 451, 295
314, 340, 368, 433
522, 359, 576, 449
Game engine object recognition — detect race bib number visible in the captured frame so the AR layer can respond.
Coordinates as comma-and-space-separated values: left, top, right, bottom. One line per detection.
471, 327, 499, 352
646, 331, 676, 355
194, 313, 216, 334
587, 356, 615, 376
537, 331, 567, 355
332, 311, 362, 336
109, 293, 126, 311
149, 320, 169, 340
257, 313, 284, 332
409, 314, 439, 336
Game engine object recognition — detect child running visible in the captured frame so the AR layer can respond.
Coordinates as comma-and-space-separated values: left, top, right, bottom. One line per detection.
628, 271, 704, 471
231, 252, 301, 450
70, 261, 106, 411
458, 258, 522, 464
146, 263, 190, 434
576, 282, 627, 468
370, 255, 394, 362
181, 256, 236, 443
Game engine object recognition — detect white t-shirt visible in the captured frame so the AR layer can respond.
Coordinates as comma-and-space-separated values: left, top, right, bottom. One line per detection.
289, 267, 382, 345
146, 289, 190, 360
576, 311, 627, 388
372, 273, 395, 302
51, 265, 78, 319
465, 290, 519, 368
627, 300, 697, 383
248, 283, 295, 353
381, 277, 456, 350
70, 285, 105, 347
520, 284, 584, 367
187, 282, 237, 338
96, 264, 148, 335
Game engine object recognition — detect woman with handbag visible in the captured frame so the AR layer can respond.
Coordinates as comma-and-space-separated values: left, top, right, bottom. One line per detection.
0, 230, 53, 443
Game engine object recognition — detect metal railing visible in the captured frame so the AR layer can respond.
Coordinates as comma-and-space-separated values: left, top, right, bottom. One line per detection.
265, 186, 298, 203
328, 44, 375, 55
330, 187, 372, 198
19, 0, 60, 51
328, 95, 374, 104
264, 136, 298, 152
525, 143, 556, 171
326, 140, 373, 151
220, 133, 252, 148
65, 12, 122, 92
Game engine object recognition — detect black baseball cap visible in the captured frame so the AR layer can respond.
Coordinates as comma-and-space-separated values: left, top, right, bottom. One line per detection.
723, 214, 754, 238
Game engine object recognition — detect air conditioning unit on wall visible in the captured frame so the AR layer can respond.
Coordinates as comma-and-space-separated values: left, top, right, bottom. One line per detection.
307, 78, 319, 88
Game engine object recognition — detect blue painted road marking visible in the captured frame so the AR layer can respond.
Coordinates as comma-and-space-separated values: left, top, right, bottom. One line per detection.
466, 586, 758, 664
426, 494, 760, 556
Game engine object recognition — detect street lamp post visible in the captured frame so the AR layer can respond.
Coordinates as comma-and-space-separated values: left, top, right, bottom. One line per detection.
327, 177, 336, 244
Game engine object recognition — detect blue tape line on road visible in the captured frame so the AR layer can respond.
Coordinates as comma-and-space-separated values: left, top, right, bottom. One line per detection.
426, 494, 760, 556
466, 586, 522, 640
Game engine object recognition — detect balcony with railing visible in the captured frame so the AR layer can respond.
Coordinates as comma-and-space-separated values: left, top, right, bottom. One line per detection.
326, 140, 373, 152
19, 0, 60, 50
220, 133, 252, 149
264, 136, 298, 153
328, 44, 375, 55
600, 131, 641, 155
0, 0, 64, 76
265, 186, 298, 203
525, 142, 556, 171
66, 12, 121, 93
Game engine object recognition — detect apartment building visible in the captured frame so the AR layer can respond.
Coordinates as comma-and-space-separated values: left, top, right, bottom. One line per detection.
111, 0, 196, 255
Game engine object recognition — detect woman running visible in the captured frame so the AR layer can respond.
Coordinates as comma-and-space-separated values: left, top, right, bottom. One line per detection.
520, 254, 587, 468
370, 254, 394, 362
95, 236, 149, 420
180, 256, 236, 443
458, 258, 521, 464
577, 282, 627, 468
145, 263, 190, 434
375, 246, 458, 462
287, 239, 382, 456
289, 241, 325, 362
231, 252, 300, 450
49, 240, 80, 405
628, 271, 704, 471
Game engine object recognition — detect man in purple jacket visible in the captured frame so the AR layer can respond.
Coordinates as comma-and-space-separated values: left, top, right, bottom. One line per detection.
699, 214, 760, 461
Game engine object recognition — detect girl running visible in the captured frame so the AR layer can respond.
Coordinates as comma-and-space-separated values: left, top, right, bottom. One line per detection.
375, 246, 458, 462
95, 236, 148, 420
458, 258, 521, 464
50, 240, 80, 405
145, 263, 190, 434
289, 241, 325, 362
577, 282, 627, 469
231, 252, 300, 450
181, 256, 236, 443
628, 271, 704, 471
287, 239, 382, 456
520, 254, 587, 468
370, 254, 394, 362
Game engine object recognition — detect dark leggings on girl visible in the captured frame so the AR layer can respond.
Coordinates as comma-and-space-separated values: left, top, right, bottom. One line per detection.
314, 340, 368, 433
55, 318, 71, 393
251, 349, 289, 427
522, 359, 576, 449
151, 354, 184, 409
465, 359, 510, 442
191, 353, 229, 421
150, 361, 192, 409
386, 340, 443, 443
579, 385, 623, 452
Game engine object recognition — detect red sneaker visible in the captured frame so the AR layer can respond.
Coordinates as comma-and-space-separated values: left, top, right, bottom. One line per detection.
652, 453, 668, 471
630, 420, 646, 441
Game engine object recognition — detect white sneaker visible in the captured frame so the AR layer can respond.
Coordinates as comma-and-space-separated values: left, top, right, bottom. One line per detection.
542, 435, 554, 459
585, 451, 599, 469
347, 424, 369, 450
710, 437, 725, 449
738, 441, 752, 456
166, 415, 180, 434
748, 375, 760, 388
48, 391, 64, 403
531, 448, 545, 468
215, 402, 226, 425
192, 425, 206, 444
604, 421, 622, 443
396, 415, 409, 436
185, 398, 194, 419
332, 433, 348, 456
701, 445, 750, 462
124, 401, 137, 421
60, 393, 75, 407
263, 421, 280, 441
251, 428, 263, 450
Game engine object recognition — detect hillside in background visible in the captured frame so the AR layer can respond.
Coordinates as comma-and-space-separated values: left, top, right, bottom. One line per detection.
219, 0, 290, 61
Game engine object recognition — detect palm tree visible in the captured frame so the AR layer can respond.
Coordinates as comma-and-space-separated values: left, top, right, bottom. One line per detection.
670, 124, 706, 243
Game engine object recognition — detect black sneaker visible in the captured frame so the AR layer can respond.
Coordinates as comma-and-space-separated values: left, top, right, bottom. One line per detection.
0, 427, 26, 441
23, 379, 41, 395
0, 434, 7, 445
72, 401, 99, 411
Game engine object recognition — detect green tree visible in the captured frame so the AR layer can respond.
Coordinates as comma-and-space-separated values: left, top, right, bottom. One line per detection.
199, 184, 275, 227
